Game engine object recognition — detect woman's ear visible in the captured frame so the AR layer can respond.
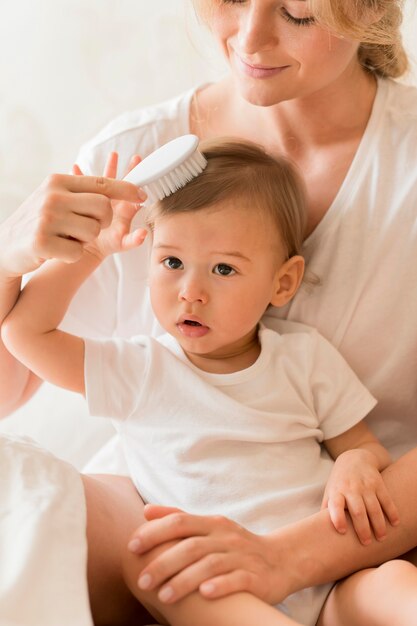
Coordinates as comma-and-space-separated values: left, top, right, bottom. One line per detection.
270, 255, 305, 308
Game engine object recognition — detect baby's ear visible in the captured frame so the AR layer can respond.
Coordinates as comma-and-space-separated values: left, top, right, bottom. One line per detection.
270, 255, 305, 308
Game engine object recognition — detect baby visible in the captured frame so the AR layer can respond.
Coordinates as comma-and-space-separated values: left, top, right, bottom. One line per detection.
2, 139, 402, 626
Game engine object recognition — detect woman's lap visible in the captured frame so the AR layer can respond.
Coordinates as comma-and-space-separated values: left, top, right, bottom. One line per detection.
82, 473, 157, 626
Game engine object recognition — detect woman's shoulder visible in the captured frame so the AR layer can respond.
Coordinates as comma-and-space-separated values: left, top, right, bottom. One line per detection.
377, 78, 417, 170
383, 78, 417, 127
385, 77, 417, 107
76, 86, 199, 176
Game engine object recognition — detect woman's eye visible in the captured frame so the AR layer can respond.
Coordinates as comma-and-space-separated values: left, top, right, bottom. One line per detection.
213, 263, 236, 276
163, 257, 183, 270
281, 8, 315, 26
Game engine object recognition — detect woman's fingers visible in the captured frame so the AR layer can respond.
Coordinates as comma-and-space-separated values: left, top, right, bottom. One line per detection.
136, 536, 222, 592
53, 213, 103, 243
126, 512, 285, 605
49, 173, 145, 203
200, 569, 261, 600
156, 552, 238, 604
74, 153, 143, 186
132, 525, 275, 605
128, 512, 224, 554
0, 165, 147, 276
39, 172, 144, 211
144, 504, 183, 521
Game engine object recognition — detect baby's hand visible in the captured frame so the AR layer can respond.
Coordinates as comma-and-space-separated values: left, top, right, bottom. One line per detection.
73, 152, 147, 260
321, 449, 400, 545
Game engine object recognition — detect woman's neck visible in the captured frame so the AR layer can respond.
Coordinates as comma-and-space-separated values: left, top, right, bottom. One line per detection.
192, 64, 377, 159
192, 63, 378, 238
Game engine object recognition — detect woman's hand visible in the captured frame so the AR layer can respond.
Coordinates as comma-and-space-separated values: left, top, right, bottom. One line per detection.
127, 505, 292, 606
0, 153, 146, 278
321, 449, 400, 545
72, 152, 148, 261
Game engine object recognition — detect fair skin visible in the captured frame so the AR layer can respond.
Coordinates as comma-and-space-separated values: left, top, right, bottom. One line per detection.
2, 183, 407, 625
149, 204, 296, 373
1, 0, 417, 624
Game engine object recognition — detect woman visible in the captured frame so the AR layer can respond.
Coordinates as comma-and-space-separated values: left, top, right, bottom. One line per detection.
1, 1, 417, 625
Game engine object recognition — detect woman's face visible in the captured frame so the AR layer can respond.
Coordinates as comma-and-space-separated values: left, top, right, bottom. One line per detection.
201, 0, 363, 106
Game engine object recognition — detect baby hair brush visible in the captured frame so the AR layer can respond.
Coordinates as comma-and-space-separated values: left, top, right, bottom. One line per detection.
124, 134, 207, 203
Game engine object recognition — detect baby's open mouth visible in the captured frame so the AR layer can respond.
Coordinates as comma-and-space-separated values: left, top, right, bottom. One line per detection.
183, 320, 202, 326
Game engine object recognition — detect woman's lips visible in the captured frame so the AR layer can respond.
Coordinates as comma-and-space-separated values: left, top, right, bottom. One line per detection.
235, 54, 290, 79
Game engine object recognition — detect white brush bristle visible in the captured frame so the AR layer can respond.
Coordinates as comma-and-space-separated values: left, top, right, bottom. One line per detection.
145, 150, 207, 203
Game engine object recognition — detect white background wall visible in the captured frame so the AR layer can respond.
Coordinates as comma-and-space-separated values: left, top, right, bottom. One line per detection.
0, 0, 416, 224
0, 1, 416, 467
0, 0, 227, 222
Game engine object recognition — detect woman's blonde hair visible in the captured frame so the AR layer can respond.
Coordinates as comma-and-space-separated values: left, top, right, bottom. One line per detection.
310, 0, 408, 78
147, 139, 306, 259
193, 0, 408, 78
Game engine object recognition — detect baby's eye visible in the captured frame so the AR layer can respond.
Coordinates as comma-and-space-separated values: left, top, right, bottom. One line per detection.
163, 257, 183, 270
213, 263, 236, 276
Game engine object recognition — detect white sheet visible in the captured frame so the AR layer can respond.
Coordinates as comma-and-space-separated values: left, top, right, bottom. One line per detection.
0, 434, 92, 626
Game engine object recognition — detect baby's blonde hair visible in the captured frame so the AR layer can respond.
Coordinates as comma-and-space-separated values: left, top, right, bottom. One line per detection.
193, 0, 408, 78
147, 139, 307, 260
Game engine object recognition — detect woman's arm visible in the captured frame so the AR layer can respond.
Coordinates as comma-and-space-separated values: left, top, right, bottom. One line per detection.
0, 162, 144, 413
2, 254, 101, 394
127, 447, 417, 607
0, 272, 42, 416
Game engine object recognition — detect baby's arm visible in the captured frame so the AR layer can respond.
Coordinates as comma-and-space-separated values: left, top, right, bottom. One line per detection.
2, 159, 147, 395
323, 421, 400, 545
1, 253, 101, 394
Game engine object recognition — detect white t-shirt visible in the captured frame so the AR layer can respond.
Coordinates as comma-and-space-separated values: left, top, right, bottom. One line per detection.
84, 325, 376, 626
66, 78, 417, 464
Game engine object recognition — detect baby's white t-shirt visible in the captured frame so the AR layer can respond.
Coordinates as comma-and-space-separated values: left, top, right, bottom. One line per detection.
84, 325, 376, 626
66, 78, 417, 463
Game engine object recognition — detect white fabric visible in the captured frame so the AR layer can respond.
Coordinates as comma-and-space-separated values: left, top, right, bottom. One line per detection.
84, 325, 376, 625
0, 435, 92, 626
71, 78, 417, 471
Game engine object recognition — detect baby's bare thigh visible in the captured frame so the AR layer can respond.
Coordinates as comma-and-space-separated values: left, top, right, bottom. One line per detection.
82, 473, 155, 626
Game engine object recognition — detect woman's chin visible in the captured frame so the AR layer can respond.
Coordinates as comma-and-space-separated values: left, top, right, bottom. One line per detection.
235, 79, 288, 108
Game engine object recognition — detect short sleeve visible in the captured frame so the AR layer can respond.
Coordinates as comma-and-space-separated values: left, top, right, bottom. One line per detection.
84, 335, 151, 420
309, 331, 377, 440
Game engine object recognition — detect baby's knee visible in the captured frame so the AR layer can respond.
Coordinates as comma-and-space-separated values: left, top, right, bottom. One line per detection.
375, 559, 415, 580
372, 558, 416, 585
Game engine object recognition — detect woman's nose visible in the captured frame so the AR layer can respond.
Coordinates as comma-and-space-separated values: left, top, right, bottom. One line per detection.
237, 2, 279, 55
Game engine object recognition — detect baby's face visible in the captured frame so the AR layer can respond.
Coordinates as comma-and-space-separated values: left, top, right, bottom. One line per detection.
149, 200, 286, 367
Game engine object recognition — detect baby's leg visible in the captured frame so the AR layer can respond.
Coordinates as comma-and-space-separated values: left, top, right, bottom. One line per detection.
317, 560, 417, 626
122, 543, 301, 626
82, 474, 158, 626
